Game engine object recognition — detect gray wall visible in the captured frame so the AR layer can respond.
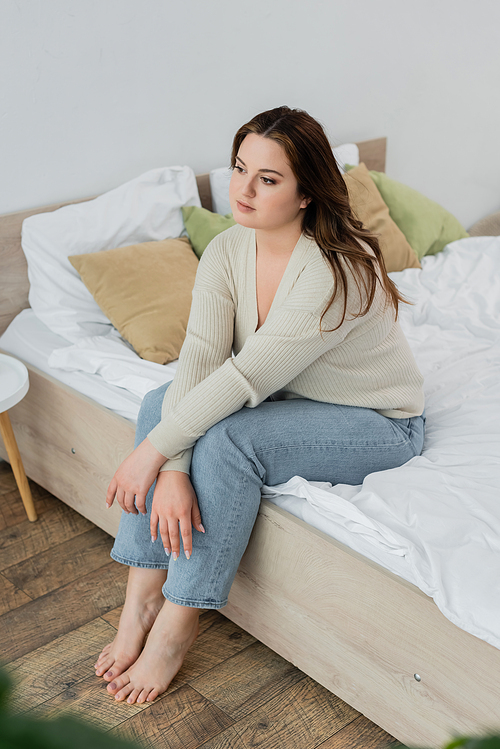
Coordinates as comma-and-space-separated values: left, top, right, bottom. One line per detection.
1, 0, 499, 227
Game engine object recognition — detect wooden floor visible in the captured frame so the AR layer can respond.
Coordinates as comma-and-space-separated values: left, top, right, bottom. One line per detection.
0, 460, 402, 749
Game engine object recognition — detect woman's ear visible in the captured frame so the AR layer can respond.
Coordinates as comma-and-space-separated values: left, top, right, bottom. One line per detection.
300, 196, 312, 209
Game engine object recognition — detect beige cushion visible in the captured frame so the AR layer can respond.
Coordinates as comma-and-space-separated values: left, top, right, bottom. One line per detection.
468, 210, 500, 237
69, 238, 199, 364
343, 163, 421, 272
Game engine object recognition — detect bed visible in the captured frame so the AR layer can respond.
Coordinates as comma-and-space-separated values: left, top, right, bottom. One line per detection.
1, 138, 499, 748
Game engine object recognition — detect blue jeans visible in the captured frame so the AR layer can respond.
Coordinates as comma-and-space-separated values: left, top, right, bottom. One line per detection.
111, 382, 425, 609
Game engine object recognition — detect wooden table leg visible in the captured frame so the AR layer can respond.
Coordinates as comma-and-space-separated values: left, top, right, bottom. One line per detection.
0, 410, 37, 522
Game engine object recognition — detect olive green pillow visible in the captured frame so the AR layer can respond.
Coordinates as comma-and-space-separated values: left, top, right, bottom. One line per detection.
343, 164, 421, 272
69, 238, 198, 364
368, 170, 469, 259
182, 205, 236, 258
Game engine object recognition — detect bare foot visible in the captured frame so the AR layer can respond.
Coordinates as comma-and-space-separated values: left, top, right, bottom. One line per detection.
107, 599, 200, 704
95, 567, 167, 682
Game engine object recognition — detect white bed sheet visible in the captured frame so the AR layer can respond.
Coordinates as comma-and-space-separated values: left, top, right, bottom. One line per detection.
0, 311, 177, 420
1, 235, 499, 650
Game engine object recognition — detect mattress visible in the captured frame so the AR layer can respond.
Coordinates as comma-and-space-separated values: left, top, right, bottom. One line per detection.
1, 235, 500, 650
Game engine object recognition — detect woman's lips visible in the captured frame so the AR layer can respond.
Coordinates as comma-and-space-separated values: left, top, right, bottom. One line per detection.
236, 200, 255, 213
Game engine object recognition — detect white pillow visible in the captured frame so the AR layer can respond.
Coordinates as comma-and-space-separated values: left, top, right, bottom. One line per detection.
209, 167, 233, 217
332, 143, 360, 173
22, 166, 201, 342
209, 143, 360, 216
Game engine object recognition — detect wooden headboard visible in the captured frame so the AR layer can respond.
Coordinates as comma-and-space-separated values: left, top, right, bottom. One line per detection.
0, 137, 386, 337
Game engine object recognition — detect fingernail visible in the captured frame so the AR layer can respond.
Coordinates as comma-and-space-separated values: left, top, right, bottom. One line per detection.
172, 552, 179, 561
106, 504, 111, 509
151, 536, 155, 543
164, 547, 170, 556
199, 524, 205, 533
185, 551, 190, 560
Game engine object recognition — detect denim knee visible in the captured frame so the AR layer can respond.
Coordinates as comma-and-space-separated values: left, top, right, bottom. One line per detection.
191, 414, 265, 484
136, 382, 171, 445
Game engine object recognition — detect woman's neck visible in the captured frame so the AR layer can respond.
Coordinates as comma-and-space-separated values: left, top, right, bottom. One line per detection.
255, 222, 303, 257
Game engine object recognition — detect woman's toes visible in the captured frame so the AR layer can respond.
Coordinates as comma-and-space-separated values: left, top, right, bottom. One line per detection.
126, 688, 141, 704
114, 682, 135, 702
146, 688, 159, 703
107, 673, 127, 695
95, 661, 112, 677
137, 688, 150, 704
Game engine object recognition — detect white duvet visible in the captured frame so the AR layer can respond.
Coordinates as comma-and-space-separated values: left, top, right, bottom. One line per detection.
2, 236, 499, 649
266, 236, 500, 650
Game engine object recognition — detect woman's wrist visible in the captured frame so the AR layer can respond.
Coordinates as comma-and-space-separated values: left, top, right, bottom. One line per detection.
143, 437, 169, 469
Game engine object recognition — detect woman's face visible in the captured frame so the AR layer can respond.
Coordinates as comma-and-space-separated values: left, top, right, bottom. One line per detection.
229, 133, 310, 233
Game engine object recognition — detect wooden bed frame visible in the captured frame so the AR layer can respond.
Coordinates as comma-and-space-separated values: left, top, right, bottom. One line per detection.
1, 139, 499, 747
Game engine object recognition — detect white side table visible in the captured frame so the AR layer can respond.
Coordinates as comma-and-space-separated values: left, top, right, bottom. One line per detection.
0, 353, 37, 521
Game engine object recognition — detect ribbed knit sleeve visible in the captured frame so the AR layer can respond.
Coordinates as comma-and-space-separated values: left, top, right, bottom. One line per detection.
148, 237, 235, 473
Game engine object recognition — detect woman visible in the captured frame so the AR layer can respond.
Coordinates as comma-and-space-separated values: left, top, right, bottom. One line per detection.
95, 106, 425, 705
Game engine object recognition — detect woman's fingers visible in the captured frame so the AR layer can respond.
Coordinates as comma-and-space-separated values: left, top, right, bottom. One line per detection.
160, 516, 172, 557
123, 491, 139, 515
106, 477, 117, 508
180, 516, 193, 559
191, 501, 205, 534
150, 507, 159, 542
134, 491, 148, 515
168, 517, 181, 560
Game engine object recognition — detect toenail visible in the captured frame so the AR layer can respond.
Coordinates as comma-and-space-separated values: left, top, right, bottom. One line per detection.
110, 682, 117, 690
105, 671, 113, 678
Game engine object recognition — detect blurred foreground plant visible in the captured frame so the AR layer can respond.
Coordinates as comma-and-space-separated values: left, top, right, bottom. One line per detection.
0, 667, 140, 749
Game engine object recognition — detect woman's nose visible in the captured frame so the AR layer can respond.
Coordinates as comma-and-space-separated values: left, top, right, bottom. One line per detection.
242, 178, 256, 197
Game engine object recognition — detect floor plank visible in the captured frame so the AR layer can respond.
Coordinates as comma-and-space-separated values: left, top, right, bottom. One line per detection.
0, 572, 31, 615
0, 561, 128, 662
7, 618, 118, 714
113, 684, 234, 749
0, 485, 54, 530
179, 611, 257, 682
100, 605, 124, 630
33, 672, 152, 730
317, 714, 403, 748
190, 639, 305, 721
0, 500, 94, 571
191, 676, 359, 749
0, 460, 18, 495
3, 525, 114, 598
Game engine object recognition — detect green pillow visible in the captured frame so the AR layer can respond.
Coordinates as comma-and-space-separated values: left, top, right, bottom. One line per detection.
368, 170, 468, 259
182, 206, 236, 258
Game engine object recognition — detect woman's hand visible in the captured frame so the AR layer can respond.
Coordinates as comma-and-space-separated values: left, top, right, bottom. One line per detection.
150, 471, 205, 559
106, 438, 167, 515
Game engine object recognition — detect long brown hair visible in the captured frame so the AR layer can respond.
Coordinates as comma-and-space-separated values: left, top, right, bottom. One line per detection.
231, 106, 406, 330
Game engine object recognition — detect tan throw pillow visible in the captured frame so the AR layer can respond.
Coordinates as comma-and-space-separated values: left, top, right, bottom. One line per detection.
69, 238, 198, 364
343, 163, 421, 272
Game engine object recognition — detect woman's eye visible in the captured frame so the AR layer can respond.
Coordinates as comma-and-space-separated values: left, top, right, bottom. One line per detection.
261, 176, 276, 185
234, 165, 244, 173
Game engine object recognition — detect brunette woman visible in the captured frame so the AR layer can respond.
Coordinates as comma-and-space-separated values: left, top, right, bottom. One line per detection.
95, 106, 424, 704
